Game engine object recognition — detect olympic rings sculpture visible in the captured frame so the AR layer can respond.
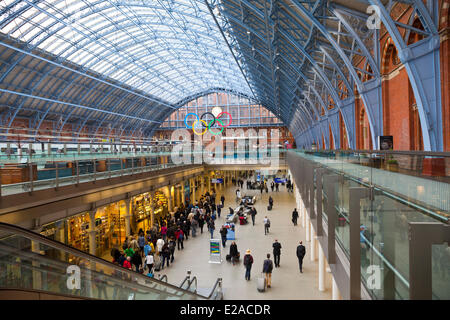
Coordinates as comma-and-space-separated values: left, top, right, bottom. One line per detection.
184, 111, 232, 136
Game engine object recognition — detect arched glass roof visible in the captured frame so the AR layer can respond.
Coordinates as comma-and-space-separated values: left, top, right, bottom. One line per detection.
0, 0, 442, 150
0, 0, 252, 103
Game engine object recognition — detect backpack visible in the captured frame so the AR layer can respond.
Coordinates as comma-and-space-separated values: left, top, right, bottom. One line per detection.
265, 219, 271, 227
244, 254, 253, 266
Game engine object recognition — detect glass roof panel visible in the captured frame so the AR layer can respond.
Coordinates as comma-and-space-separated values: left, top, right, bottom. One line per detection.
0, 0, 253, 104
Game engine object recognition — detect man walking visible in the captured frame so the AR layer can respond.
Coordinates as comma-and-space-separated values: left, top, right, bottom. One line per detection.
217, 204, 222, 218
292, 208, 299, 226
272, 239, 282, 267
220, 225, 228, 247
296, 241, 306, 273
221, 195, 225, 207
262, 254, 274, 288
208, 219, 215, 239
251, 207, 257, 226
264, 216, 270, 235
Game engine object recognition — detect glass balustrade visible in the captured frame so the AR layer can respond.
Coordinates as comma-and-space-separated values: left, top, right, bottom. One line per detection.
0, 223, 204, 300
289, 149, 450, 300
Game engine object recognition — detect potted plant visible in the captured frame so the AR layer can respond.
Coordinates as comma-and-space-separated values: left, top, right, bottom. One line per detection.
386, 158, 399, 172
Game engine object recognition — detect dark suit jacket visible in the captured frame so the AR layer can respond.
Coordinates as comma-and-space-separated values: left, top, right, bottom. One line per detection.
272, 242, 282, 255
296, 245, 306, 259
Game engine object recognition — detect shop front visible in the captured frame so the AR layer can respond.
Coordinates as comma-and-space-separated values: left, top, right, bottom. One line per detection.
37, 189, 171, 259
153, 190, 169, 229
132, 193, 153, 234
65, 203, 126, 257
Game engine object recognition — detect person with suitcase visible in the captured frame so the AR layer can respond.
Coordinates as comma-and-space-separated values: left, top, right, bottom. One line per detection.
262, 253, 274, 289
264, 216, 270, 235
229, 241, 239, 266
243, 249, 254, 281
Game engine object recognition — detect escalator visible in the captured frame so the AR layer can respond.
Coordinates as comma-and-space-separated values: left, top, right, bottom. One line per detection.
0, 222, 222, 300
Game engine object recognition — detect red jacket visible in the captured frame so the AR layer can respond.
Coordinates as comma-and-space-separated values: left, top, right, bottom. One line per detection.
175, 229, 184, 240
122, 260, 132, 269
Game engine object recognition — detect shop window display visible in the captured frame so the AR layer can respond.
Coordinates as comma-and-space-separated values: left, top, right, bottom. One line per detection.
132, 193, 153, 233
68, 213, 90, 253
153, 191, 170, 229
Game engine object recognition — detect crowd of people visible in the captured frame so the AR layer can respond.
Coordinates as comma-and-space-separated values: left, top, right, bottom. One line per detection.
108, 173, 304, 294
110, 189, 227, 277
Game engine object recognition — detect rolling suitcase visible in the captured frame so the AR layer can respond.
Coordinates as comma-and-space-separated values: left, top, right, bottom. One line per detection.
257, 273, 266, 292
153, 260, 162, 272
226, 254, 232, 262
267, 205, 272, 211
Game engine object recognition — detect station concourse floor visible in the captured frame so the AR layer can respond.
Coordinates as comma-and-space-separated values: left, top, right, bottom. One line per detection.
156, 181, 333, 300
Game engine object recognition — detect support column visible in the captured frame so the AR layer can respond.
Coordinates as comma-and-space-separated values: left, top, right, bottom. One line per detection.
302, 199, 306, 228
200, 175, 204, 195
181, 184, 185, 206
305, 214, 311, 242
207, 172, 211, 192
191, 179, 196, 203
332, 276, 342, 300
319, 243, 326, 292
150, 191, 156, 228
87, 209, 97, 256
167, 186, 173, 213
124, 198, 132, 237
310, 221, 316, 261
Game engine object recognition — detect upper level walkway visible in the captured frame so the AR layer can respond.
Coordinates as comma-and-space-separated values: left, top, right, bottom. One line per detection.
0, 149, 286, 197
291, 150, 450, 220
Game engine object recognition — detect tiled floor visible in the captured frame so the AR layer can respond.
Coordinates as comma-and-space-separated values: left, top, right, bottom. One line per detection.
156, 181, 332, 300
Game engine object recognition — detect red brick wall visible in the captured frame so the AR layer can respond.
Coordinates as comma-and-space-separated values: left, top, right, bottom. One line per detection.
440, 0, 450, 151
382, 68, 415, 150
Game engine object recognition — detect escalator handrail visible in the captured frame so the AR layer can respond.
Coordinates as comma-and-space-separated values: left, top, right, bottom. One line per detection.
206, 277, 223, 300
0, 243, 177, 297
0, 222, 205, 299
179, 276, 190, 289
185, 276, 198, 293
158, 275, 168, 282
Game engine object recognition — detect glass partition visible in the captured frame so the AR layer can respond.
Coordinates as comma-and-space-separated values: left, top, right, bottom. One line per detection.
0, 223, 204, 300
290, 149, 449, 300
